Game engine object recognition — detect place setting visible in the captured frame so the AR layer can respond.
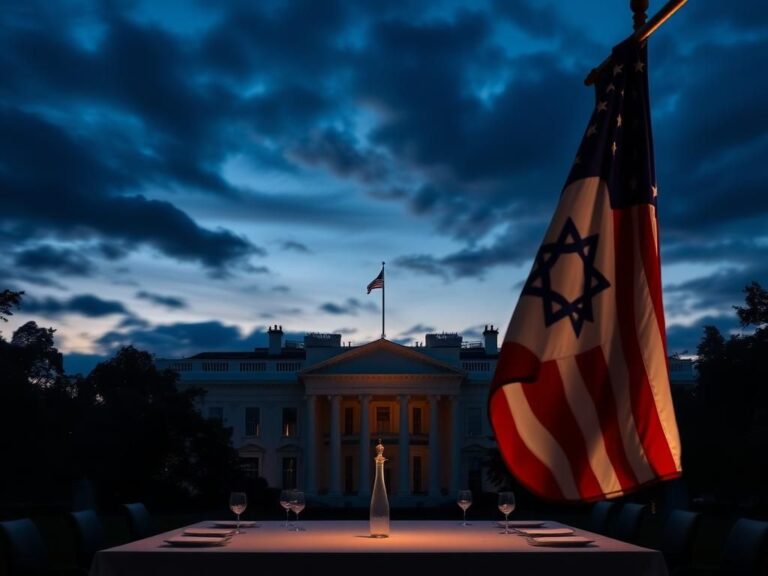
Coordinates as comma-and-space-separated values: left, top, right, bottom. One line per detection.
162, 491, 254, 548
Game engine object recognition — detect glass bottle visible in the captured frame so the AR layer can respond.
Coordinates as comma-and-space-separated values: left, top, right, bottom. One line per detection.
369, 438, 390, 538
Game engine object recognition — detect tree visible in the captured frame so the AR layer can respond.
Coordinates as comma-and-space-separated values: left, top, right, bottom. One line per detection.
687, 282, 768, 511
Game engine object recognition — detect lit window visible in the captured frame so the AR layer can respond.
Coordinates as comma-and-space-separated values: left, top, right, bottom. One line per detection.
376, 407, 391, 433
282, 407, 298, 437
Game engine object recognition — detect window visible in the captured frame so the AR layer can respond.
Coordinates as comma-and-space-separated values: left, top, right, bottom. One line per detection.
208, 407, 224, 422
412, 455, 423, 493
282, 407, 298, 437
344, 406, 355, 435
375, 407, 390, 433
466, 406, 483, 437
282, 457, 297, 489
412, 407, 423, 434
245, 407, 260, 437
240, 457, 260, 479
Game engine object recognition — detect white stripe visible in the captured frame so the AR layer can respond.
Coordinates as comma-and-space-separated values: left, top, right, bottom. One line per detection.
631, 209, 682, 470
502, 384, 581, 500
604, 336, 656, 484
556, 356, 623, 496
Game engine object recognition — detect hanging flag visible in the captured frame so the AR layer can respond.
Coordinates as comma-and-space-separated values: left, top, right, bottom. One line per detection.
367, 268, 384, 294
488, 38, 682, 502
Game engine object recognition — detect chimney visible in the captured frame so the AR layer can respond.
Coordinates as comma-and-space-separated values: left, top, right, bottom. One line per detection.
483, 324, 499, 354
268, 325, 283, 356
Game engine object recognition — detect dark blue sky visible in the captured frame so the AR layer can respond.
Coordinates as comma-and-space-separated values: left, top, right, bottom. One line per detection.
2, 0, 766, 374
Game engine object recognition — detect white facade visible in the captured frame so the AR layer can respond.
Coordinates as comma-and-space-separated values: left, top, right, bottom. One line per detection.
155, 327, 501, 507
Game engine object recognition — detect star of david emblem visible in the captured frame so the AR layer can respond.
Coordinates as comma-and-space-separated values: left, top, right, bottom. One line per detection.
522, 217, 611, 337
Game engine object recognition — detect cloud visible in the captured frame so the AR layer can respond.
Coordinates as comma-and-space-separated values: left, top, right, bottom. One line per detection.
319, 297, 377, 315
21, 294, 131, 318
399, 324, 436, 336
14, 245, 95, 277
279, 240, 311, 254
135, 290, 188, 310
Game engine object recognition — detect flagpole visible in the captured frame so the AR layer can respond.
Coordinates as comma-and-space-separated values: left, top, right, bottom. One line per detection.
381, 261, 385, 340
584, 0, 688, 86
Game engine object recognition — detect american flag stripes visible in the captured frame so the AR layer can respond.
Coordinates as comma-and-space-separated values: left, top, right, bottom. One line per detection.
367, 268, 384, 294
488, 39, 682, 502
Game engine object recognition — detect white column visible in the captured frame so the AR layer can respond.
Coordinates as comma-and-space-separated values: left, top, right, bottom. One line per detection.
428, 395, 441, 497
329, 395, 342, 496
305, 395, 317, 495
358, 394, 371, 497
450, 395, 462, 493
398, 394, 410, 497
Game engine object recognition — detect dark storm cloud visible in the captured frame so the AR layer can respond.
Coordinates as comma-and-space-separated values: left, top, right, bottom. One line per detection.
22, 294, 131, 318
14, 245, 95, 277
0, 107, 259, 271
319, 298, 377, 316
135, 291, 188, 310
290, 128, 387, 182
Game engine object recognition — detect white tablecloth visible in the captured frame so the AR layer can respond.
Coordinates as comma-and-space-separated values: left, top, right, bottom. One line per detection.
90, 519, 668, 576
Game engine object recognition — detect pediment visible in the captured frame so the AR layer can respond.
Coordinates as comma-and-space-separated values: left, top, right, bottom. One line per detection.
301, 338, 464, 377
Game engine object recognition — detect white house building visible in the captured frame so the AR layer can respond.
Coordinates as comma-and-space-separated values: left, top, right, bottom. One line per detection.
155, 326, 501, 507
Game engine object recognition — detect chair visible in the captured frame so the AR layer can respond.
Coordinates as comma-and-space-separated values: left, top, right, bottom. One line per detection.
68, 509, 106, 571
719, 518, 768, 576
611, 502, 647, 543
122, 502, 152, 541
660, 509, 701, 575
0, 518, 48, 576
588, 500, 616, 534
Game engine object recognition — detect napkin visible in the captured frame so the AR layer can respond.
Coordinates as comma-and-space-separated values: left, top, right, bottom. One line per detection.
183, 527, 236, 537
516, 527, 575, 536
527, 536, 594, 547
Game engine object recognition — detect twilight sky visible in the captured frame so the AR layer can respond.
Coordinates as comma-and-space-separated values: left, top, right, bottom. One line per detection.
2, 0, 766, 375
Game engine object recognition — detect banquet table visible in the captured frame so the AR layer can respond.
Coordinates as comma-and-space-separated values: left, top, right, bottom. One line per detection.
89, 519, 668, 576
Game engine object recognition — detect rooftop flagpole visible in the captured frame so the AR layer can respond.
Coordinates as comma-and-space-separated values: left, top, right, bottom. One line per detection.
584, 0, 688, 86
381, 261, 385, 340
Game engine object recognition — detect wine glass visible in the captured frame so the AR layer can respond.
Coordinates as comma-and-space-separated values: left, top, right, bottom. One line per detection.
279, 489, 294, 528
457, 490, 472, 526
229, 491, 247, 534
289, 490, 306, 531
497, 491, 515, 534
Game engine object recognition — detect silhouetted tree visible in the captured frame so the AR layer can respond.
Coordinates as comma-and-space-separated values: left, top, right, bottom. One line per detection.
0, 289, 23, 324
688, 282, 768, 511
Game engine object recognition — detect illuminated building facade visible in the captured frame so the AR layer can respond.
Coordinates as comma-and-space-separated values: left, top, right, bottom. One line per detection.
155, 326, 501, 507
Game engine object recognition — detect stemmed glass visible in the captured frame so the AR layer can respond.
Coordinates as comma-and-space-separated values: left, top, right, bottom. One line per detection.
457, 490, 472, 526
279, 490, 294, 528
289, 490, 306, 531
229, 491, 247, 534
497, 491, 515, 534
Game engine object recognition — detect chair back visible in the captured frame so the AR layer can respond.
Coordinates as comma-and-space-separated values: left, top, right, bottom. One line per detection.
588, 501, 616, 534
0, 518, 48, 575
660, 509, 701, 573
611, 502, 647, 543
69, 509, 106, 569
123, 502, 152, 541
721, 518, 768, 576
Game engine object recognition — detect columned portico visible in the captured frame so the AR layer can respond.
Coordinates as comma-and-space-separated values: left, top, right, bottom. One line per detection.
450, 395, 461, 493
398, 394, 410, 496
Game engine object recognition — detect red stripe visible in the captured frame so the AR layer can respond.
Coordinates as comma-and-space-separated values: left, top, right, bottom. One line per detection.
521, 360, 604, 500
490, 341, 541, 396
489, 387, 565, 502
613, 208, 677, 477
638, 207, 669, 359
575, 346, 639, 492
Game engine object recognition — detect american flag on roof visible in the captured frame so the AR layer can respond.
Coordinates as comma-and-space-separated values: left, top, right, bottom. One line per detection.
367, 268, 384, 294
488, 38, 682, 502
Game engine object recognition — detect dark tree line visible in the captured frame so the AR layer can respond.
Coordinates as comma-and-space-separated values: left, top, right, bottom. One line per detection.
0, 291, 242, 513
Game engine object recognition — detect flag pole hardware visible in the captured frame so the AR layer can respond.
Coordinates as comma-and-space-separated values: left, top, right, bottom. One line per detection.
584, 0, 688, 86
